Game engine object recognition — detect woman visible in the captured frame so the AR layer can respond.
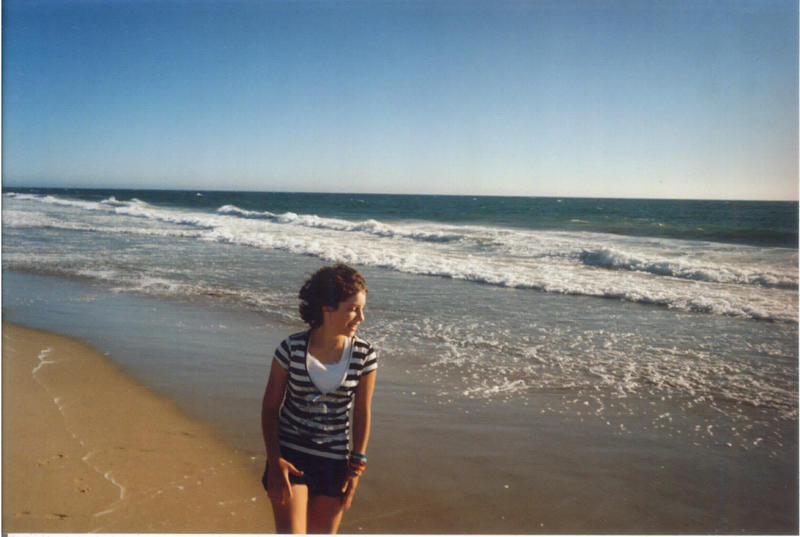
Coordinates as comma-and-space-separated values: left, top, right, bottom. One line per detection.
261, 264, 377, 534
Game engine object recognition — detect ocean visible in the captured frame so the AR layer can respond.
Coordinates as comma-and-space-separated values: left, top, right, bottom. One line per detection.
2, 187, 798, 532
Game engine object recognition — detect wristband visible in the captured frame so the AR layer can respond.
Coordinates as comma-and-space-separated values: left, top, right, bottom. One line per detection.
350, 452, 367, 463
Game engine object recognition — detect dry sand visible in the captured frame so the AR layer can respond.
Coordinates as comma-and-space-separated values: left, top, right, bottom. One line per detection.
2, 321, 275, 533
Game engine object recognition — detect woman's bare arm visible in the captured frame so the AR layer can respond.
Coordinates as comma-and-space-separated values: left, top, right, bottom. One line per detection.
351, 369, 376, 454
261, 357, 288, 459
261, 358, 303, 504
342, 369, 377, 508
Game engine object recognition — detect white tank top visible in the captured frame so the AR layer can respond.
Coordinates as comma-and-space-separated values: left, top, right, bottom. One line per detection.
307, 337, 352, 394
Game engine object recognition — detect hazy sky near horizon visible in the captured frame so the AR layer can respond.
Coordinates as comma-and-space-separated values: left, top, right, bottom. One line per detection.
3, 0, 797, 200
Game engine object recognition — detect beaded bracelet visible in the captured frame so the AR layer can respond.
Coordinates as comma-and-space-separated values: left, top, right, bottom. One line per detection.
348, 456, 367, 477
348, 468, 364, 477
347, 465, 365, 477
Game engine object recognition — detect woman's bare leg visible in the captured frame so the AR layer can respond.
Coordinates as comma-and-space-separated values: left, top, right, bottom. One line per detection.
270, 484, 309, 534
307, 495, 346, 534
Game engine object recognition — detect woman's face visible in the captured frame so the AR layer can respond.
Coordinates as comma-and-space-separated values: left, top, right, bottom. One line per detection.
323, 291, 366, 337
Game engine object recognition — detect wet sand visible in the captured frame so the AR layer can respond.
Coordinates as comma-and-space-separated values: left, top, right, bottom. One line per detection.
2, 269, 796, 534
2, 321, 274, 533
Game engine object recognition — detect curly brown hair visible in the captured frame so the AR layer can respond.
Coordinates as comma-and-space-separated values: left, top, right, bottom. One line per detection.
298, 264, 368, 328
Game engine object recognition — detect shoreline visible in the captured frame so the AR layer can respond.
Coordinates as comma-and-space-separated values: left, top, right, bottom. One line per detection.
2, 321, 275, 533
2, 269, 797, 534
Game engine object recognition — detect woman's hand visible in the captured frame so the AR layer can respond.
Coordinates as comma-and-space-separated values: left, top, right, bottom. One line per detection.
267, 457, 304, 505
341, 472, 360, 509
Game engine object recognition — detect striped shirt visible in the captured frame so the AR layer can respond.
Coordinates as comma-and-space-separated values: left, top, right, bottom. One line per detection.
273, 330, 378, 460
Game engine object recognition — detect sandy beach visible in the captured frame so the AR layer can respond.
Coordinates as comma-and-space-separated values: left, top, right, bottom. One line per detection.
2, 321, 275, 533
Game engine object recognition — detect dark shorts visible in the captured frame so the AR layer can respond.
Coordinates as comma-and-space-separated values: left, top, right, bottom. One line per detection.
262, 446, 347, 498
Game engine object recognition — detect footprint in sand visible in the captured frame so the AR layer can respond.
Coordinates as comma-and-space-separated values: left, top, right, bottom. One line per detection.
38, 453, 66, 466
47, 513, 69, 520
74, 477, 90, 494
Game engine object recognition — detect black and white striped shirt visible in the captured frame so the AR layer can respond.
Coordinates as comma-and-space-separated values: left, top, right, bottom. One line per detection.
273, 331, 378, 460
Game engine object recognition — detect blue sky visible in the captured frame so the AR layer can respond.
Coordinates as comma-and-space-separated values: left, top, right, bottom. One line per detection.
2, 0, 797, 200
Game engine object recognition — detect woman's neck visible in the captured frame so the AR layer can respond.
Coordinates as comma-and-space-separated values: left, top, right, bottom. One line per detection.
309, 326, 347, 353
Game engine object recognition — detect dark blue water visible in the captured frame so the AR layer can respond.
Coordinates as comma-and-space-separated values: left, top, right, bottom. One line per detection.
5, 187, 797, 247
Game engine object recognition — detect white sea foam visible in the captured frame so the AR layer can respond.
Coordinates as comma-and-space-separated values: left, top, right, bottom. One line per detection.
217, 203, 463, 242
578, 247, 796, 289
3, 192, 797, 323
379, 311, 797, 433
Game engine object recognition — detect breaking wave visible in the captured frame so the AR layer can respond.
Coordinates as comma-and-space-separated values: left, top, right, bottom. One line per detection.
4, 192, 797, 323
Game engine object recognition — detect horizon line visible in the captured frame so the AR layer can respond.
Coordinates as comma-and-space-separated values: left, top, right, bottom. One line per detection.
2, 183, 798, 204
